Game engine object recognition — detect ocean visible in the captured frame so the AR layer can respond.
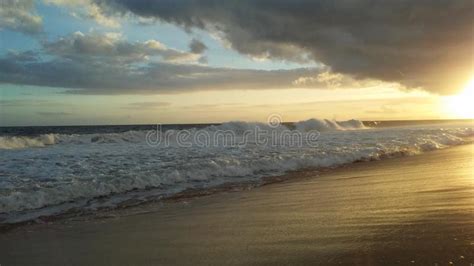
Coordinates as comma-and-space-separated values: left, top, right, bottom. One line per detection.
0, 119, 472, 224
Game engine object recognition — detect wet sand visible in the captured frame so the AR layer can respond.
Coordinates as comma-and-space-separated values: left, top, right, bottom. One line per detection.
0, 144, 473, 265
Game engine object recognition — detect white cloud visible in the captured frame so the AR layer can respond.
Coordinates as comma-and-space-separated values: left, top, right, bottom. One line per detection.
85, 3, 120, 28
293, 71, 344, 89
43, 0, 120, 28
0, 0, 42, 35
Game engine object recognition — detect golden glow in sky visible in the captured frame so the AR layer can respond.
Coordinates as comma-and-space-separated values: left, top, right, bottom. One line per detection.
444, 78, 474, 119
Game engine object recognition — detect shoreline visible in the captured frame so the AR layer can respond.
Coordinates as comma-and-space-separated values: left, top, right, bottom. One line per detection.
1, 121, 472, 227
0, 144, 473, 265
1, 141, 473, 231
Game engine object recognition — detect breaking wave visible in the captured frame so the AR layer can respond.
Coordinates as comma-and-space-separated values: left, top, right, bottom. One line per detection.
294, 118, 366, 132
0, 119, 472, 223
0, 118, 366, 150
0, 134, 58, 149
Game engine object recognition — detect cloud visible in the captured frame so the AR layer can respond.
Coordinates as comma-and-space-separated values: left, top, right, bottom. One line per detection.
0, 31, 406, 95
43, 31, 203, 63
124, 101, 171, 109
1, 32, 343, 94
3, 50, 39, 62
96, 0, 474, 94
0, 0, 42, 35
189, 39, 207, 54
0, 50, 321, 94
37, 111, 72, 116
0, 99, 65, 107
182, 103, 245, 110
74, 3, 120, 28
44, 0, 120, 28
292, 71, 388, 90
292, 71, 346, 89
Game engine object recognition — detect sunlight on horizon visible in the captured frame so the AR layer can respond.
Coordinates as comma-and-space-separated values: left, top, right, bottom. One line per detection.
444, 78, 474, 119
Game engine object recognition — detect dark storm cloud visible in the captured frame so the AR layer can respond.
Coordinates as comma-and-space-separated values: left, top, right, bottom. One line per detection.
0, 0, 42, 35
189, 39, 207, 54
96, 0, 474, 94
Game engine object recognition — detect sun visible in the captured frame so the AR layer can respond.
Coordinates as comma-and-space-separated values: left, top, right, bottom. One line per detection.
444, 78, 474, 119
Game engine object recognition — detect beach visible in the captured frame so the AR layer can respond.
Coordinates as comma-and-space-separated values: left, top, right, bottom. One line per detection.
0, 144, 472, 265
1, 0, 473, 264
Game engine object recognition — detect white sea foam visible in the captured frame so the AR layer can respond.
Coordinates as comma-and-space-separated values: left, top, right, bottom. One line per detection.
0, 131, 150, 149
0, 119, 472, 223
294, 118, 366, 132
0, 119, 365, 150
0, 134, 58, 149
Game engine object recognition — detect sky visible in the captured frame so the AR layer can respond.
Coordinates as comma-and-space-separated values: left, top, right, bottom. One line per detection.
0, 0, 473, 126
